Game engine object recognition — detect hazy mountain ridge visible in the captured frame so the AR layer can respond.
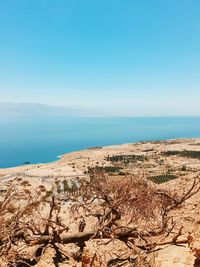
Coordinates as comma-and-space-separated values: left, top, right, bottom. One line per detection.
0, 103, 82, 116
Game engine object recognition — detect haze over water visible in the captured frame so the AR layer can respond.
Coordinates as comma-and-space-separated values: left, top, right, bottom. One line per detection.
0, 116, 200, 168
1, 2, 200, 169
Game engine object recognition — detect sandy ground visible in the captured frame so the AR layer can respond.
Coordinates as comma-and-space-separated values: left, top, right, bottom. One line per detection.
1, 138, 200, 178
1, 138, 200, 266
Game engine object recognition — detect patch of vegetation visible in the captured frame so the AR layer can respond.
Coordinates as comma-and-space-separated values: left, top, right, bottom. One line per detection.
55, 179, 80, 194
46, 190, 53, 197
158, 159, 164, 165
181, 165, 187, 171
71, 180, 79, 191
88, 166, 122, 174
20, 180, 31, 187
55, 180, 62, 193
87, 146, 102, 150
162, 150, 200, 159
106, 154, 147, 164
149, 173, 177, 184
63, 179, 70, 192
117, 171, 126, 175
38, 185, 46, 192
142, 148, 154, 152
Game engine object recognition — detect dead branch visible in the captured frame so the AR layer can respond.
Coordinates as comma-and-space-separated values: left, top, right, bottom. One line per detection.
0, 173, 200, 266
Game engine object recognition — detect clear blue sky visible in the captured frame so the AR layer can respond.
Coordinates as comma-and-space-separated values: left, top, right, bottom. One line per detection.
1, 0, 200, 116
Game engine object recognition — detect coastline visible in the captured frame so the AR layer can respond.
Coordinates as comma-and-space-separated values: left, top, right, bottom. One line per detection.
1, 116, 200, 169
1, 137, 200, 178
1, 138, 200, 266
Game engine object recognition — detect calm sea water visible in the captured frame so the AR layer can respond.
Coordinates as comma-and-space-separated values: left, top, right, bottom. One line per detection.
0, 116, 200, 168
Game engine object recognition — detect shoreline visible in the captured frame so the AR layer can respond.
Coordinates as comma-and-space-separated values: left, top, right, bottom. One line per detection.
0, 137, 178, 170
1, 116, 200, 170
1, 138, 200, 177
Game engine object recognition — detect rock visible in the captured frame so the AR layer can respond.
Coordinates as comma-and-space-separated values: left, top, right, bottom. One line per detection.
156, 245, 196, 267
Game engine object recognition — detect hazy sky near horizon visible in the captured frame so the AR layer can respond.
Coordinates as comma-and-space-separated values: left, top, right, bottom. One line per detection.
1, 0, 200, 116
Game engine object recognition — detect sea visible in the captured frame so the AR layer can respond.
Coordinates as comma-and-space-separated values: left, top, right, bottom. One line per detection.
0, 116, 200, 168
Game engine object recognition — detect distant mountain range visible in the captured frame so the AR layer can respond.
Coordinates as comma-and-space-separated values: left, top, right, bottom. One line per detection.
0, 103, 83, 116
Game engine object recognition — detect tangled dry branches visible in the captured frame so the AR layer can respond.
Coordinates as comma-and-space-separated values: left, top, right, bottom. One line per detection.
0, 173, 199, 266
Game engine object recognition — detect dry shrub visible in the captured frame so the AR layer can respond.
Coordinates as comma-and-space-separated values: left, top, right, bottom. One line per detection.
0, 173, 199, 266
20, 180, 29, 186
74, 173, 162, 230
38, 184, 47, 192
0, 180, 49, 266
